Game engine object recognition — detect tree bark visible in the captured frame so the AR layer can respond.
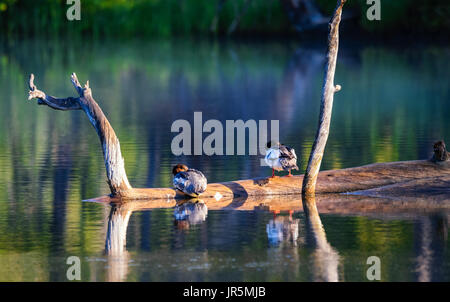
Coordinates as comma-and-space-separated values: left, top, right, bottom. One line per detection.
81, 159, 449, 202
28, 73, 132, 196
302, 0, 345, 196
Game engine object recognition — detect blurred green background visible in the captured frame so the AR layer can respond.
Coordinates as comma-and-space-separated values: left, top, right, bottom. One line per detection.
0, 0, 449, 39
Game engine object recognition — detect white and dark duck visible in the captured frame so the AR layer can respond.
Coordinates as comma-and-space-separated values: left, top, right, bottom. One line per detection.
172, 164, 208, 198
264, 141, 299, 178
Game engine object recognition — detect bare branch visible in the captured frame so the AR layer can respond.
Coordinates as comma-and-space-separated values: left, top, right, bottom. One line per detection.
302, 0, 346, 196
70, 72, 84, 97
28, 74, 46, 103
28, 72, 132, 196
28, 74, 81, 110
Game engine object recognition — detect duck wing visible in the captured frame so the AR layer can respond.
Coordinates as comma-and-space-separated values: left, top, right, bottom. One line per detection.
279, 145, 299, 171
173, 169, 207, 196
279, 144, 297, 159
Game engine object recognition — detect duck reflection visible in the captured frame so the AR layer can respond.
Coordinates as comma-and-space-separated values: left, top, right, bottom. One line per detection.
174, 200, 208, 230
266, 210, 300, 246
302, 195, 340, 282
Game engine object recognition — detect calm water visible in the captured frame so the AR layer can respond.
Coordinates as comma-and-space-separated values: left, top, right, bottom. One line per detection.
0, 38, 449, 281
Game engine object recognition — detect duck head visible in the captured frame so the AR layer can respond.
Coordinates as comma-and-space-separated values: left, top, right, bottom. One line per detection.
172, 164, 188, 175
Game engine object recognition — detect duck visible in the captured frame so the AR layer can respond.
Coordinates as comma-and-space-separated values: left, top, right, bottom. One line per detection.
264, 141, 299, 178
172, 164, 208, 197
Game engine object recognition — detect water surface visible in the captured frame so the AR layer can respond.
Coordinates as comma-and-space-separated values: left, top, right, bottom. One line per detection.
0, 38, 449, 281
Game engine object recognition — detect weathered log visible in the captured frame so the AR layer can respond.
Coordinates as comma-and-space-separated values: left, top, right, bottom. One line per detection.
88, 172, 450, 219
28, 73, 131, 195
85, 159, 450, 202
302, 0, 345, 196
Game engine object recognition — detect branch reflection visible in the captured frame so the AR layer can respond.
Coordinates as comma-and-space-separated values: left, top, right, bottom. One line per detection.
103, 199, 209, 281
104, 204, 132, 282
414, 214, 448, 282
302, 195, 340, 282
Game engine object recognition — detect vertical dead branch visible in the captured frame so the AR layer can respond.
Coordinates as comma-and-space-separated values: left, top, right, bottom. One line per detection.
28, 73, 132, 196
302, 0, 345, 196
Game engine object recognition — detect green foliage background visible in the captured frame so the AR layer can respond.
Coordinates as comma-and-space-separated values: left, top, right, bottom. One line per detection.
0, 0, 448, 38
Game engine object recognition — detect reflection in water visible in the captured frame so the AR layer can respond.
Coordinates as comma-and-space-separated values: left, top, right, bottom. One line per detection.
104, 204, 132, 282
103, 200, 209, 281
302, 195, 340, 282
94, 197, 448, 282
173, 200, 208, 230
265, 209, 301, 281
275, 49, 323, 129
266, 210, 299, 246
0, 39, 450, 281
414, 214, 448, 282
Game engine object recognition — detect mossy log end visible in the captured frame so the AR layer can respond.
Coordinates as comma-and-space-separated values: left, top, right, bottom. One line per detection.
94, 159, 449, 202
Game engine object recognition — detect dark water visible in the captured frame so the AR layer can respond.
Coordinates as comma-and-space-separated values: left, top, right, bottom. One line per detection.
0, 38, 449, 281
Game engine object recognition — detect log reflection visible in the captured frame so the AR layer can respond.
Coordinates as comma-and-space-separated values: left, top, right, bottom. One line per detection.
103, 199, 209, 280
302, 195, 340, 282
104, 204, 132, 282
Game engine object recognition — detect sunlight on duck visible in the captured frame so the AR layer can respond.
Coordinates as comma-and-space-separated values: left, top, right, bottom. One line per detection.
172, 164, 208, 198
264, 141, 299, 178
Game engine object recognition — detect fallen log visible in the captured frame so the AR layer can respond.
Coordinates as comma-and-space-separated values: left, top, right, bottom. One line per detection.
88, 174, 450, 216
86, 159, 449, 202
